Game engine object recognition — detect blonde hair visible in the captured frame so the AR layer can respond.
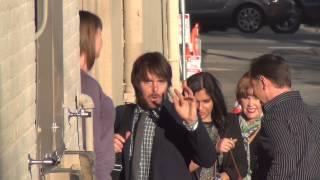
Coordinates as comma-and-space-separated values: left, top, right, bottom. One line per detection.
236, 72, 254, 100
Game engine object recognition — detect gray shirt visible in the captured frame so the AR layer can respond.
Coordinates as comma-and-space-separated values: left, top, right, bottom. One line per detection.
81, 70, 115, 180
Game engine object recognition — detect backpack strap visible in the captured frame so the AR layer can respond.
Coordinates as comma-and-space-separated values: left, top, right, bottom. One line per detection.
112, 103, 136, 180
114, 103, 136, 136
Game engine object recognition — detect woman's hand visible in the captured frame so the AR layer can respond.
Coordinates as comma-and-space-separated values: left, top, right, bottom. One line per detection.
219, 172, 230, 180
189, 160, 200, 172
215, 138, 237, 153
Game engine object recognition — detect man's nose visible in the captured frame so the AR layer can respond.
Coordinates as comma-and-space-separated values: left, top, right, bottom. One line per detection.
152, 82, 158, 92
198, 102, 203, 110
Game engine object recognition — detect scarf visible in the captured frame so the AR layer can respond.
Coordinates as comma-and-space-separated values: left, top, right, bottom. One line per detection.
239, 115, 261, 180
130, 106, 160, 180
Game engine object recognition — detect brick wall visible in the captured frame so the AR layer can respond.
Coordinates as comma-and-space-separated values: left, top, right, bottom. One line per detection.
0, 0, 81, 179
0, 0, 37, 179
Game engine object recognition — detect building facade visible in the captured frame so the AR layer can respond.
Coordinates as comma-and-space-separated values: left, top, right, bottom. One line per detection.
0, 0, 181, 179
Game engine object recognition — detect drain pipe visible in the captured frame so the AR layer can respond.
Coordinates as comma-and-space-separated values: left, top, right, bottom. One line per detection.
35, 0, 48, 40
180, 0, 187, 80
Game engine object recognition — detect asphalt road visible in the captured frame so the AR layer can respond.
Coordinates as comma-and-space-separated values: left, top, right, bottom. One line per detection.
200, 25, 320, 111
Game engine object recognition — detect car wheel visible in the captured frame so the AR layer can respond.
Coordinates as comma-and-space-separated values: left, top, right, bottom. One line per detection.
270, 7, 302, 34
235, 5, 263, 33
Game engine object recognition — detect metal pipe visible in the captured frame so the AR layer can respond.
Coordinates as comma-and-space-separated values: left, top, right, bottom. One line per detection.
79, 94, 94, 151
180, 0, 186, 80
35, 0, 48, 40
29, 159, 55, 165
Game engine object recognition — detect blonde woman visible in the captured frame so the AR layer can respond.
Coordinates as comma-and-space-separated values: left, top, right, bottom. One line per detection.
235, 72, 263, 180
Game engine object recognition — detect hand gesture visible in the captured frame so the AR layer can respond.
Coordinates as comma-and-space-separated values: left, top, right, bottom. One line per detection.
216, 138, 237, 153
172, 83, 197, 125
113, 131, 131, 153
219, 172, 231, 180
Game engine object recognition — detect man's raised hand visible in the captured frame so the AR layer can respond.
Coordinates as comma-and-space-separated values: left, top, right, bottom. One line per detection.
172, 83, 198, 125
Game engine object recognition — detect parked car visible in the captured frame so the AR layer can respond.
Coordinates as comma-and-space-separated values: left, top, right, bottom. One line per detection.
185, 0, 296, 33
270, 0, 320, 33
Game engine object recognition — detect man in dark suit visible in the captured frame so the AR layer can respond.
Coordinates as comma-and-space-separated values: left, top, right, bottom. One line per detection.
249, 54, 320, 180
113, 52, 216, 180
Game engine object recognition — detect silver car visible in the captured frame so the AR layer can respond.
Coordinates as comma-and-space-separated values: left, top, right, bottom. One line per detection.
186, 0, 296, 33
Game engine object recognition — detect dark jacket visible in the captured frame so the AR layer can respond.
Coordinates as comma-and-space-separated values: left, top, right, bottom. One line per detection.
247, 129, 261, 180
256, 91, 320, 180
219, 114, 248, 179
113, 100, 216, 180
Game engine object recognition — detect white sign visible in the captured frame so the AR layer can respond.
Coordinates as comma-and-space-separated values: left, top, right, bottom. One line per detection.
186, 55, 202, 78
179, 14, 190, 44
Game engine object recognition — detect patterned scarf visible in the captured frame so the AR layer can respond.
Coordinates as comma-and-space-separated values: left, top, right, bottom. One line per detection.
239, 115, 261, 180
130, 106, 160, 180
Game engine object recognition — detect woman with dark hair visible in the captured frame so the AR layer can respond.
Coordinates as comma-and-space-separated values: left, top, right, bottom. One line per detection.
187, 72, 247, 180
80, 10, 115, 180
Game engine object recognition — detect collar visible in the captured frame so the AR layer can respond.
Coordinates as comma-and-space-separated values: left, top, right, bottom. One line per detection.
263, 91, 301, 112
136, 105, 161, 122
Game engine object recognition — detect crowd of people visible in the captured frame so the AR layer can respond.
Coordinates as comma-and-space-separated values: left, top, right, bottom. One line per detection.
79, 10, 320, 180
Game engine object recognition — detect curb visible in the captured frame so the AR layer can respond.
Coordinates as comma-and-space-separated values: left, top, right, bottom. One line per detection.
300, 24, 320, 33
204, 49, 261, 60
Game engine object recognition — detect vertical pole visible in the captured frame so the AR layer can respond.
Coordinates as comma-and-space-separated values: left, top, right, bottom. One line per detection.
180, 0, 186, 80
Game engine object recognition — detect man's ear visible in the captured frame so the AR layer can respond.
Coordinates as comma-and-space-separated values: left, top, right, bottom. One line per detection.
259, 75, 270, 90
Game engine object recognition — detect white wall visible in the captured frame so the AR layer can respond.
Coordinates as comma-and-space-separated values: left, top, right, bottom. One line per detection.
0, 0, 37, 179
0, 0, 81, 179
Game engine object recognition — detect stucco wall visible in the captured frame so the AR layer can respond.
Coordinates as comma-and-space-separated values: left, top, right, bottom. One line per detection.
63, 0, 81, 151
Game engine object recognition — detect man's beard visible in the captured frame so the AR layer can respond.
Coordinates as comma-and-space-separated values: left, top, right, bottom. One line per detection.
137, 93, 167, 110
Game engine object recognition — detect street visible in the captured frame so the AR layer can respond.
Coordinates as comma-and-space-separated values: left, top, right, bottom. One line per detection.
200, 25, 320, 111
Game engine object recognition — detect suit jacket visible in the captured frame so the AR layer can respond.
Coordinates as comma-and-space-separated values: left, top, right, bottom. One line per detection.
114, 100, 216, 180
256, 91, 320, 179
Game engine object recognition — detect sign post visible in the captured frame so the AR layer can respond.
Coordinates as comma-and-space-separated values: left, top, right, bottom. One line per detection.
180, 0, 187, 80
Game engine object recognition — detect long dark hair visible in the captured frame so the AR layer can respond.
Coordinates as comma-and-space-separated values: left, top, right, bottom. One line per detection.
187, 72, 227, 130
